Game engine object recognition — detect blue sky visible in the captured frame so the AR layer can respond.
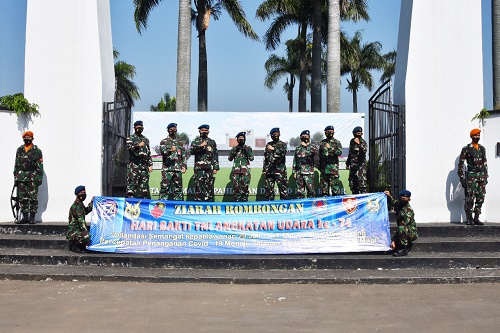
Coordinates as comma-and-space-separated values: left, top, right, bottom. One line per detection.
0, 0, 494, 114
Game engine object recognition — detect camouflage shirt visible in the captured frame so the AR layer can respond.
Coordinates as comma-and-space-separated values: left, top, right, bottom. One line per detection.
126, 133, 153, 167
388, 198, 418, 240
458, 143, 488, 180
263, 140, 287, 174
228, 145, 254, 174
293, 143, 317, 175
189, 136, 220, 171
159, 136, 187, 172
346, 137, 367, 167
66, 199, 92, 240
319, 137, 342, 175
14, 144, 43, 185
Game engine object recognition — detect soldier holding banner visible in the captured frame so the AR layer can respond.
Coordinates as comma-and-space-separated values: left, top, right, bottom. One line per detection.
159, 123, 187, 201
346, 126, 367, 194
228, 132, 254, 201
126, 120, 153, 199
293, 130, 317, 199
319, 125, 344, 196
263, 127, 289, 201
67, 185, 94, 253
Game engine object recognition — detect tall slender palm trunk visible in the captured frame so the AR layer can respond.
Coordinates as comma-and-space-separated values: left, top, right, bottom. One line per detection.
493, 0, 500, 108
176, 0, 191, 111
311, 0, 322, 113
327, 0, 340, 113
298, 23, 308, 112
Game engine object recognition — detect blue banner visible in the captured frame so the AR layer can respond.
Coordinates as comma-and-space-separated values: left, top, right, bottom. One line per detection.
88, 193, 390, 254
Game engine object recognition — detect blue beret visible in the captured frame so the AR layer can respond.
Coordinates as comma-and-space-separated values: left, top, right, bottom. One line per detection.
236, 132, 246, 138
300, 130, 310, 136
74, 185, 85, 195
134, 120, 143, 127
198, 124, 210, 130
270, 128, 280, 135
167, 123, 177, 129
324, 125, 334, 131
353, 126, 363, 133
399, 190, 411, 198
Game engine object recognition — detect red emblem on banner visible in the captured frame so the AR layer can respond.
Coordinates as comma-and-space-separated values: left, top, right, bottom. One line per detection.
342, 197, 358, 214
150, 202, 166, 219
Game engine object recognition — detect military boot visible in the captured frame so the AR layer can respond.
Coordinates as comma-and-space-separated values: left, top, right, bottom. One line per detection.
466, 212, 474, 225
473, 213, 484, 226
29, 212, 36, 224
16, 213, 29, 224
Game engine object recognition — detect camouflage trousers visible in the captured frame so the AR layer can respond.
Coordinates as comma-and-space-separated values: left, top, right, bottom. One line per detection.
126, 162, 151, 199
231, 172, 251, 202
159, 170, 183, 201
264, 173, 289, 201
320, 173, 344, 196
194, 169, 215, 202
465, 176, 487, 215
67, 230, 90, 246
18, 181, 39, 215
392, 225, 418, 248
296, 173, 315, 199
348, 163, 367, 194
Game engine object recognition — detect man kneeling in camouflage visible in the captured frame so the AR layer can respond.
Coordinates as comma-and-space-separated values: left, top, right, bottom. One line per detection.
67, 186, 94, 253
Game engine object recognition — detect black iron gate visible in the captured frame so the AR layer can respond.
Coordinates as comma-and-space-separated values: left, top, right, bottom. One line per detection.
102, 90, 131, 197
368, 79, 405, 195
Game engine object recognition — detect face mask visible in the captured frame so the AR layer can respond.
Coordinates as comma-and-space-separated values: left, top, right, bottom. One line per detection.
326, 133, 333, 139
24, 139, 32, 145
398, 198, 408, 207
78, 194, 87, 202
135, 128, 143, 135
200, 132, 208, 138
272, 134, 279, 141
300, 137, 309, 143
237, 139, 245, 146
168, 130, 177, 137
472, 137, 480, 143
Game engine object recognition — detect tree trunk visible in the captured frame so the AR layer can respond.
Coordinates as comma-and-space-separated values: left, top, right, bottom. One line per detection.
352, 85, 358, 113
176, 0, 191, 112
311, 0, 322, 113
298, 23, 308, 112
197, 3, 208, 112
327, 0, 340, 113
493, 0, 500, 108
288, 75, 295, 112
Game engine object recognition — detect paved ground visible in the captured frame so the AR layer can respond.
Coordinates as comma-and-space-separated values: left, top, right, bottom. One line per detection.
0, 280, 498, 332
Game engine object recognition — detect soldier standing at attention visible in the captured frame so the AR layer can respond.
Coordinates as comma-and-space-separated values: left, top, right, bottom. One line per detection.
293, 130, 317, 199
228, 132, 254, 202
384, 190, 418, 257
126, 120, 153, 199
263, 127, 289, 201
67, 185, 94, 253
458, 128, 488, 225
159, 123, 187, 201
346, 126, 368, 194
319, 125, 344, 196
14, 131, 43, 224
190, 124, 220, 201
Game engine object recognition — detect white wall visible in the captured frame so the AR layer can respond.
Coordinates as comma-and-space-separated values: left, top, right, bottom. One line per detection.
483, 113, 500, 222
394, 0, 488, 222
0, 0, 114, 222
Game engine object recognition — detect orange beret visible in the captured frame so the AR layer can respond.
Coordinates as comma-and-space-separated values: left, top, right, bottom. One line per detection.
470, 128, 481, 136
22, 131, 34, 138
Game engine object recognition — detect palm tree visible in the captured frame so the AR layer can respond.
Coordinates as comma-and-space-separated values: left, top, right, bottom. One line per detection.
257, 0, 312, 113
192, 0, 259, 111
150, 92, 176, 111
264, 39, 301, 112
493, 0, 500, 109
341, 30, 384, 113
311, 0, 323, 112
114, 50, 140, 106
327, 0, 369, 113
134, 0, 191, 112
380, 50, 396, 83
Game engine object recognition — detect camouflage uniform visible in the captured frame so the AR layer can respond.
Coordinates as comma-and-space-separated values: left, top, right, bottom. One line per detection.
293, 143, 317, 199
263, 140, 288, 201
67, 198, 92, 247
388, 198, 418, 249
126, 132, 152, 198
458, 143, 488, 222
319, 137, 344, 196
189, 136, 220, 201
159, 136, 187, 200
14, 144, 43, 221
228, 144, 254, 202
346, 137, 367, 194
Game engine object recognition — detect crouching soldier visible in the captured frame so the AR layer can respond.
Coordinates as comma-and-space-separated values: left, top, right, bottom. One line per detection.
67, 185, 94, 253
384, 189, 418, 257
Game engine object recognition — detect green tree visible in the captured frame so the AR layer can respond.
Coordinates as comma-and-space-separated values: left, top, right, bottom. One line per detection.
341, 30, 384, 113
114, 49, 140, 106
150, 92, 176, 111
192, 0, 259, 111
380, 50, 396, 83
134, 0, 191, 111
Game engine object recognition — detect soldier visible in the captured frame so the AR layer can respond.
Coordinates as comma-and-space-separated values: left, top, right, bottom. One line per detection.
384, 189, 418, 257
126, 120, 153, 199
189, 124, 220, 201
346, 126, 368, 194
13, 130, 43, 224
228, 132, 254, 202
159, 123, 187, 200
458, 128, 488, 225
319, 125, 344, 196
293, 130, 317, 199
263, 127, 288, 201
67, 185, 94, 253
